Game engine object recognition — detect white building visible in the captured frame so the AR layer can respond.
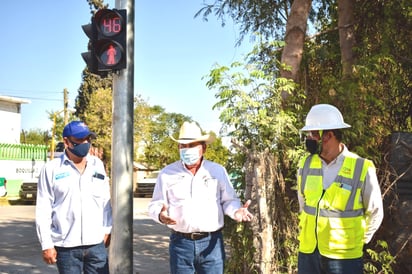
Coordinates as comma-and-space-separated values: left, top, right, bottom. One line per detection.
0, 95, 30, 144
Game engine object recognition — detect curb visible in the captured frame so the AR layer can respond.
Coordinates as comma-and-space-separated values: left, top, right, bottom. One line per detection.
0, 197, 10, 206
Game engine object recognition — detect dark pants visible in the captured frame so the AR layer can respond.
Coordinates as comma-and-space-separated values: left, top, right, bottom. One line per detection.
298, 249, 363, 274
55, 242, 109, 274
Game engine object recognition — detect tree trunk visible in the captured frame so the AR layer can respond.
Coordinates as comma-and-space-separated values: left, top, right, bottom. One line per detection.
243, 146, 299, 273
245, 149, 275, 273
338, 0, 356, 79
280, 0, 312, 100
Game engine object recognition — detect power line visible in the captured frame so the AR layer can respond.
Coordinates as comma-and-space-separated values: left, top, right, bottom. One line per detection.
0, 94, 62, 102
0, 88, 69, 102
0, 88, 63, 94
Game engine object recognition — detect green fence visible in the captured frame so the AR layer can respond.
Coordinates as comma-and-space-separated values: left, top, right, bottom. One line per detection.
0, 143, 48, 161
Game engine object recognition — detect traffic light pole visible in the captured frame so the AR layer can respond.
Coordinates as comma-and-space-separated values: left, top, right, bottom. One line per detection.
109, 0, 134, 273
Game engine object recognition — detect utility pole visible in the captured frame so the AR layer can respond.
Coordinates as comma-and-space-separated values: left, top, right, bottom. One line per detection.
50, 88, 69, 160
109, 0, 134, 273
50, 109, 64, 160
63, 88, 69, 125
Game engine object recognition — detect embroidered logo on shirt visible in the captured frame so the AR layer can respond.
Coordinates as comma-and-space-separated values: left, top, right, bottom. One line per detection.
55, 172, 70, 180
203, 176, 217, 187
93, 172, 105, 180
341, 167, 352, 176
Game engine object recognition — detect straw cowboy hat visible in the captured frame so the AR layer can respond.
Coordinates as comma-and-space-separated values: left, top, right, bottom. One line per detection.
170, 121, 215, 144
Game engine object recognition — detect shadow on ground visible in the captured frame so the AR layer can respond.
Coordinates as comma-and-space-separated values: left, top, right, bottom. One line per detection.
133, 218, 170, 274
0, 219, 56, 274
0, 212, 170, 274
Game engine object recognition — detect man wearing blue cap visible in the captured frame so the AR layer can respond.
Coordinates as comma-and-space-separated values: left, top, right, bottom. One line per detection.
36, 121, 112, 274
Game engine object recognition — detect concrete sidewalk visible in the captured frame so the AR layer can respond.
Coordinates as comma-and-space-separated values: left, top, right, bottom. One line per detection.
0, 198, 170, 274
133, 199, 170, 274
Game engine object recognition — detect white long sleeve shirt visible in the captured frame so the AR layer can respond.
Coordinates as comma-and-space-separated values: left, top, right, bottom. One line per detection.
148, 159, 241, 233
36, 153, 112, 250
297, 145, 384, 243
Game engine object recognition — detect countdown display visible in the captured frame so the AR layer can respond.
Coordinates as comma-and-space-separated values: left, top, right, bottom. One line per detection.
98, 12, 123, 37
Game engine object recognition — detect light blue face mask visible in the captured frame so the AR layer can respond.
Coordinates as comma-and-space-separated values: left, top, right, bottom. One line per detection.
179, 147, 201, 165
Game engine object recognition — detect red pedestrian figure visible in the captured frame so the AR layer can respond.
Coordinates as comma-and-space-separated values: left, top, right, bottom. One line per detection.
106, 45, 117, 65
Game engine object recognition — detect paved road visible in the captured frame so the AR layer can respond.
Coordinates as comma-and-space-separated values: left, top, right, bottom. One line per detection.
0, 198, 170, 274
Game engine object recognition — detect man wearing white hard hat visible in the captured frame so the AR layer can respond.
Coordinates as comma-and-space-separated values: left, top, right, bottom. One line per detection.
296, 104, 383, 274
148, 121, 253, 274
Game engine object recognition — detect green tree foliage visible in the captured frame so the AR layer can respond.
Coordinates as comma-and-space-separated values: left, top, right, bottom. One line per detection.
207, 60, 298, 151
204, 132, 229, 166
135, 105, 229, 170
206, 55, 302, 272
47, 111, 77, 142
75, 69, 112, 121
134, 95, 154, 159
83, 87, 113, 170
351, 0, 412, 157
134, 103, 188, 169
79, 89, 228, 172
143, 111, 186, 169
196, 0, 293, 42
86, 0, 107, 13
365, 240, 396, 274
20, 129, 50, 145
285, 0, 412, 179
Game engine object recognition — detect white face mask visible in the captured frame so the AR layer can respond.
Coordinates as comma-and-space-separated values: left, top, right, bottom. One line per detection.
179, 147, 201, 165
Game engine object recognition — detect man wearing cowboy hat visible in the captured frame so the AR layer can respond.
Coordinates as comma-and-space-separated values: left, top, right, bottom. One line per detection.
148, 121, 253, 274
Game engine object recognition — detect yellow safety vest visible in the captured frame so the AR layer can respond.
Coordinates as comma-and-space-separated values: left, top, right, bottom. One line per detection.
297, 153, 373, 259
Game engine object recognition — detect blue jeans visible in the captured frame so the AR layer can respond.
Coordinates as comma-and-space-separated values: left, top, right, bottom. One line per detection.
298, 249, 363, 274
55, 242, 109, 274
169, 231, 225, 274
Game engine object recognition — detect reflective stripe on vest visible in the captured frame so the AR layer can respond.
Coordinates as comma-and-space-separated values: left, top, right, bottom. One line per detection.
299, 154, 322, 196
303, 205, 364, 218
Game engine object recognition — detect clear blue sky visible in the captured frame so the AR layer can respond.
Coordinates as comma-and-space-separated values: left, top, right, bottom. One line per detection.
1, 0, 253, 135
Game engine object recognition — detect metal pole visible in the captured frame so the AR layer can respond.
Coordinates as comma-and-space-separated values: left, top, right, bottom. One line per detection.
50, 109, 64, 160
63, 88, 69, 125
50, 113, 56, 160
109, 0, 134, 273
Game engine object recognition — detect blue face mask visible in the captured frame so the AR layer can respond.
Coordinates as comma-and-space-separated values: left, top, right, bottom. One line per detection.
179, 147, 201, 165
68, 140, 91, 158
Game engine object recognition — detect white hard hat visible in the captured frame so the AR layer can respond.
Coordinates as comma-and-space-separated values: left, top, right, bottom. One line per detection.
301, 104, 351, 131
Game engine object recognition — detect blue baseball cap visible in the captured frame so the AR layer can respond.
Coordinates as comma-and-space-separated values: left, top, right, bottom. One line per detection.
63, 121, 96, 139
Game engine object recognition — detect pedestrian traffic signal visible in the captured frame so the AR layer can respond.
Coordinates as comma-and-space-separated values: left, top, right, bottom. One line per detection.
94, 9, 127, 71
81, 9, 127, 76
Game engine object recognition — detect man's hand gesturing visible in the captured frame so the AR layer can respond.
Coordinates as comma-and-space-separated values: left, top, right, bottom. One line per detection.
159, 204, 177, 225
